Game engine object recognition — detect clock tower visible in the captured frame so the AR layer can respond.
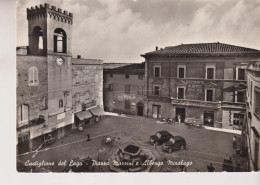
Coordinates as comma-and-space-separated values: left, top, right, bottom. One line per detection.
27, 4, 73, 136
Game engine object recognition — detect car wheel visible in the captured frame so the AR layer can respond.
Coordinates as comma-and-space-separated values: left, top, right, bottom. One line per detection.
168, 148, 173, 153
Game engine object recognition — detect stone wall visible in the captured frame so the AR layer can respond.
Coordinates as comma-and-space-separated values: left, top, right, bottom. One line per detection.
72, 58, 103, 114
16, 55, 48, 127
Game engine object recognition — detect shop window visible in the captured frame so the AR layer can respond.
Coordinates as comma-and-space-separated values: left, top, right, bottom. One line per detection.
177, 87, 185, 99
138, 86, 143, 95
125, 74, 129, 79
206, 89, 213, 101
17, 104, 29, 125
54, 28, 67, 53
154, 86, 160, 96
154, 65, 161, 78
125, 100, 130, 109
28, 66, 39, 86
125, 85, 130, 94
59, 99, 63, 108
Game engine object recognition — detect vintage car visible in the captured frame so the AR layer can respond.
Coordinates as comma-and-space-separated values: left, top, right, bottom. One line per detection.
162, 136, 186, 153
149, 131, 173, 145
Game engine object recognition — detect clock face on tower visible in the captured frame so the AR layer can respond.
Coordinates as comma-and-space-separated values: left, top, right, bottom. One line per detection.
56, 57, 64, 66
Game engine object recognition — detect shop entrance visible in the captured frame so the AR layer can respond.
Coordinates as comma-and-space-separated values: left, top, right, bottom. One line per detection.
152, 105, 161, 119
137, 103, 144, 116
176, 108, 185, 122
204, 112, 214, 127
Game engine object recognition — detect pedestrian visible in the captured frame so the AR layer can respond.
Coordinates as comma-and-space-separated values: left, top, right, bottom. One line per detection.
207, 163, 215, 172
233, 136, 237, 149
87, 134, 91, 141
178, 114, 181, 124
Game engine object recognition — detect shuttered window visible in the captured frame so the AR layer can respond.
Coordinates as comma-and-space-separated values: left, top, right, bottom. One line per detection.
28, 66, 39, 86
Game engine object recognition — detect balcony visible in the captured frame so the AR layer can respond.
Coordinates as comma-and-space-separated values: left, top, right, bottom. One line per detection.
171, 98, 221, 109
17, 117, 45, 132
221, 101, 246, 110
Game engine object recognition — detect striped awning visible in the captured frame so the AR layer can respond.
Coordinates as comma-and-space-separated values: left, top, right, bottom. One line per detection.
75, 110, 92, 121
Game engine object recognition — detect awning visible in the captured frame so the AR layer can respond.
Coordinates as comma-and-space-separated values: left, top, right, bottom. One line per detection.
75, 110, 93, 121
89, 106, 104, 116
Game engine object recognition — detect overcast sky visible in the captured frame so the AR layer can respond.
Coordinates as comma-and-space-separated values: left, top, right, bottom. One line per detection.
16, 0, 260, 63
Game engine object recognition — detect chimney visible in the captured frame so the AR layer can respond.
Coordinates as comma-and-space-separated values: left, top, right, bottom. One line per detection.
155, 46, 158, 51
77, 55, 81, 59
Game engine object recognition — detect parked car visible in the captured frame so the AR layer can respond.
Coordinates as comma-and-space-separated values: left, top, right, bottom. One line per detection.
162, 136, 186, 153
149, 131, 173, 145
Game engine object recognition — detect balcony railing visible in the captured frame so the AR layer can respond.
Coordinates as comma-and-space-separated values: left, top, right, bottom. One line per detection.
221, 101, 246, 110
171, 98, 221, 109
17, 117, 45, 132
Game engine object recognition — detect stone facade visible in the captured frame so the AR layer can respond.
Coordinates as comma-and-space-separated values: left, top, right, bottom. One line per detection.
72, 58, 103, 115
103, 63, 145, 116
142, 43, 260, 129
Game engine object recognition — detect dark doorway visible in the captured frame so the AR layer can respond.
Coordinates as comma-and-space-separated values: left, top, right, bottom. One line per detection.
176, 108, 185, 122
204, 112, 214, 127
17, 133, 30, 155
137, 103, 144, 116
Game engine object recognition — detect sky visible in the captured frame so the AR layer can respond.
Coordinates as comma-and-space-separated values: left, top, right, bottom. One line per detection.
16, 0, 260, 63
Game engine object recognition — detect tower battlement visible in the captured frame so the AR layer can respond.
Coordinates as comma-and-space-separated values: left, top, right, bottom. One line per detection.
27, 3, 73, 24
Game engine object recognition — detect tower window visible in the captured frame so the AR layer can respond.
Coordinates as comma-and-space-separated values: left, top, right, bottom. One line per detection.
32, 26, 43, 54
28, 66, 39, 86
54, 28, 67, 53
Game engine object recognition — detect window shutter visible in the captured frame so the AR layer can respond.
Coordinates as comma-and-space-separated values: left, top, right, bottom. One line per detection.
34, 67, 39, 83
28, 68, 33, 84
22, 105, 28, 121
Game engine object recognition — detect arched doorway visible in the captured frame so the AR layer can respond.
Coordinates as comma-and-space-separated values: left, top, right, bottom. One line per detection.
137, 102, 144, 116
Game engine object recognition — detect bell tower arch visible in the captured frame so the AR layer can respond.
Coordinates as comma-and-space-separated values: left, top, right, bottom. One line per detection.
27, 3, 73, 56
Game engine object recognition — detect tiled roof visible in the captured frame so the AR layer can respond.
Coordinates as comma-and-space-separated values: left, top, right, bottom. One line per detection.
103, 63, 133, 69
104, 63, 145, 74
143, 42, 260, 56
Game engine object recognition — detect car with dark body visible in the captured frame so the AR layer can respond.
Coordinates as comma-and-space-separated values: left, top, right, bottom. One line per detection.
162, 136, 186, 153
149, 131, 173, 145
